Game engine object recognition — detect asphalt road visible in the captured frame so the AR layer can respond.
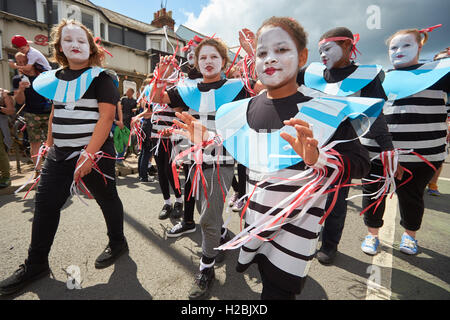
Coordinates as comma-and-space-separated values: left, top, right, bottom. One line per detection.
0, 158, 449, 301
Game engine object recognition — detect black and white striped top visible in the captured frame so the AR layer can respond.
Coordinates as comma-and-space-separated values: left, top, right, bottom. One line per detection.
168, 79, 250, 167
236, 92, 370, 293
383, 68, 449, 166
150, 103, 181, 140
50, 68, 119, 161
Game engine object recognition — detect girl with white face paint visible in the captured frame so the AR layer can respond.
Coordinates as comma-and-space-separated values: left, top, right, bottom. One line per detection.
255, 26, 300, 92
298, 27, 397, 265
151, 38, 262, 300
60, 23, 91, 67
196, 44, 225, 81
319, 41, 344, 69
388, 33, 421, 68
0, 19, 128, 296
362, 27, 450, 257
173, 17, 373, 300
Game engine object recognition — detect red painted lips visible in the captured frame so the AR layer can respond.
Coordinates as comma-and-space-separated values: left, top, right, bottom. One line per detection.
264, 67, 277, 75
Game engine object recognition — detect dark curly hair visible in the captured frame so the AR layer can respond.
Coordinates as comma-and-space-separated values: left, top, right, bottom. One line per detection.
256, 16, 308, 52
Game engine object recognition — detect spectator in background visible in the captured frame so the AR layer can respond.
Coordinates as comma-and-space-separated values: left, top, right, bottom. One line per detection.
9, 35, 52, 74
118, 88, 137, 130
0, 88, 15, 188
13, 52, 52, 176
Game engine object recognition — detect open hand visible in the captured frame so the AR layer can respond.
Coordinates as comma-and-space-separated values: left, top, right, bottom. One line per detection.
157, 55, 177, 79
280, 118, 319, 166
173, 112, 209, 144
239, 28, 256, 55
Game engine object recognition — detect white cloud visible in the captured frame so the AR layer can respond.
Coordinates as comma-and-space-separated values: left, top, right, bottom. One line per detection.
182, 0, 449, 69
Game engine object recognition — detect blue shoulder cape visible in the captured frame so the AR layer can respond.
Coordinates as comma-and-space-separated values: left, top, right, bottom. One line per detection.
304, 62, 382, 96
177, 78, 244, 113
382, 58, 450, 100
33, 67, 119, 103
215, 92, 385, 173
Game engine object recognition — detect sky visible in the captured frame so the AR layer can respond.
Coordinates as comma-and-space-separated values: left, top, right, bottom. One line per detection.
91, 0, 450, 69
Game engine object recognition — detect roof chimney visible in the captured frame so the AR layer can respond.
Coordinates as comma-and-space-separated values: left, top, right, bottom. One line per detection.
151, 8, 175, 30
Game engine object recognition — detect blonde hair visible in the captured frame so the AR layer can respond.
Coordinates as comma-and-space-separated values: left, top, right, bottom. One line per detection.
386, 29, 429, 47
50, 19, 105, 68
194, 38, 230, 71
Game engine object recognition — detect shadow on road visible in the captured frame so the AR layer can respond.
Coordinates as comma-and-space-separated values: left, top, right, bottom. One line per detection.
390, 267, 450, 300
424, 192, 450, 214
1, 255, 152, 300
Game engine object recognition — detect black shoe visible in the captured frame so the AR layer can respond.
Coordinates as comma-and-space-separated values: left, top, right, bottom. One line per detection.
215, 231, 231, 264
166, 220, 196, 238
188, 267, 215, 300
316, 242, 337, 265
171, 202, 183, 219
95, 240, 129, 269
0, 260, 50, 296
148, 166, 157, 176
139, 177, 148, 182
159, 204, 173, 220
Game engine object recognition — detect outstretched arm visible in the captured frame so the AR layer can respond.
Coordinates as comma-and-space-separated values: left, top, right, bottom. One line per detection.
151, 55, 176, 104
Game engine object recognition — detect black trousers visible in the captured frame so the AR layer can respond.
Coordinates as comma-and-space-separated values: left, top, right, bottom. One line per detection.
154, 139, 181, 200
363, 162, 438, 232
258, 264, 296, 300
138, 119, 154, 180
322, 185, 350, 247
231, 163, 247, 198
183, 164, 196, 223
28, 153, 125, 265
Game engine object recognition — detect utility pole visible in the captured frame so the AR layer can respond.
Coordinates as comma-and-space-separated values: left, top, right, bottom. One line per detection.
46, 0, 53, 55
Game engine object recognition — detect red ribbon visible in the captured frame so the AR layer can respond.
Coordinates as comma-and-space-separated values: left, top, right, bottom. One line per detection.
418, 24, 442, 33
94, 37, 113, 57
182, 36, 204, 52
318, 34, 361, 60
225, 46, 242, 78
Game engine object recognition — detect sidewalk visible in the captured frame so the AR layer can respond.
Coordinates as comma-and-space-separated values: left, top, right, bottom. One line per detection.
0, 153, 140, 196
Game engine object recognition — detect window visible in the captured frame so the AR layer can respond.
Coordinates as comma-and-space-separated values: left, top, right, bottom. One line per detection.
6, 0, 37, 20
81, 12, 94, 33
152, 39, 161, 51
108, 25, 123, 45
100, 22, 106, 39
41, 1, 59, 24
124, 29, 146, 51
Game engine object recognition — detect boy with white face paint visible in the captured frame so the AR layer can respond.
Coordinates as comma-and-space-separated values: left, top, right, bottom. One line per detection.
297, 27, 395, 264
152, 37, 258, 300
173, 17, 380, 300
0, 19, 128, 296
363, 26, 450, 256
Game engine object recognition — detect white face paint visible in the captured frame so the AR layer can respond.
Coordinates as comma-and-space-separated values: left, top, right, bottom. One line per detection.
197, 45, 223, 78
389, 33, 419, 68
187, 49, 195, 66
255, 26, 299, 88
318, 41, 343, 69
60, 24, 90, 63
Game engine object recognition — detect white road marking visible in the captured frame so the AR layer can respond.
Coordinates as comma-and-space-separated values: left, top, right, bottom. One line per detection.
365, 194, 398, 300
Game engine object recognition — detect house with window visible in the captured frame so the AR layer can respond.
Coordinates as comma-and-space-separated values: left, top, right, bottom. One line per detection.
0, 0, 187, 96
